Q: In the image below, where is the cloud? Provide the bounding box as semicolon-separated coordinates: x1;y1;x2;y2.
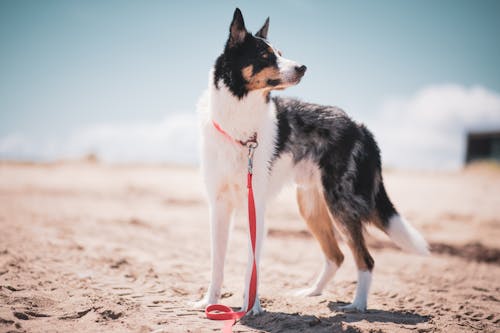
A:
371;84;500;169
0;112;200;164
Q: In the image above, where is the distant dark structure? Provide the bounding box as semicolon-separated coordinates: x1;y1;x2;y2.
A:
465;131;500;164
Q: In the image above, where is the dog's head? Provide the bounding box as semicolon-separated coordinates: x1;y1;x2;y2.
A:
213;8;306;99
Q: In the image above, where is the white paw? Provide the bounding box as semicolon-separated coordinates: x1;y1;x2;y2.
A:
191;297;214;310
339;301;367;313
244;300;264;316
293;287;322;297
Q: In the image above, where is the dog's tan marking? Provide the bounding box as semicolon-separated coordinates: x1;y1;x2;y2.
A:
297;187;344;266
263;47;275;58
370;212;386;232
241;65;281;91
242;65;254;81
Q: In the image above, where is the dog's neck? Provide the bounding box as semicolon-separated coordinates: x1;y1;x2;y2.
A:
209;76;273;142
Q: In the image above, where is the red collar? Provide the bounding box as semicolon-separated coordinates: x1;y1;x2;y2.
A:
212;120;258;147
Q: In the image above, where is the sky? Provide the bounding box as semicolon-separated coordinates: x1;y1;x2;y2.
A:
1;0;500;168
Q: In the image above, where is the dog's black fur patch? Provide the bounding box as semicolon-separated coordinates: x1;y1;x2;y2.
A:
272;97;397;270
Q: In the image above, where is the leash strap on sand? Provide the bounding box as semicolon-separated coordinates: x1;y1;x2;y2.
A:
206;121;258;332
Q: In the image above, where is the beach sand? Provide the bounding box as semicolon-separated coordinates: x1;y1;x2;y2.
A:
0;161;499;332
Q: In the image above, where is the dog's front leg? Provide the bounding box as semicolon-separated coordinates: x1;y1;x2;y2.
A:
194;199;233;308
241;198;265;316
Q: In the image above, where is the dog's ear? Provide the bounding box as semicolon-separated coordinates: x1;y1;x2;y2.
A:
255;17;270;39
228;8;247;47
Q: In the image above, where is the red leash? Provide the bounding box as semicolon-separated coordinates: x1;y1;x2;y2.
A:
205;121;258;332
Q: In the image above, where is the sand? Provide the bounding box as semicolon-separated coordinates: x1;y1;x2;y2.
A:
0;161;499;333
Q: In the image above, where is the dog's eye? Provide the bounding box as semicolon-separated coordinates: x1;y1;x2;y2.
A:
260;52;269;59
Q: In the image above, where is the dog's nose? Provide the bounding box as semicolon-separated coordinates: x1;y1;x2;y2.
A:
295;65;307;75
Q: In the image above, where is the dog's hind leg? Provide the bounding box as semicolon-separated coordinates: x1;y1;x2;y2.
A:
322;193;374;312
294;186;344;297
320;169;375;312
340;220;373;312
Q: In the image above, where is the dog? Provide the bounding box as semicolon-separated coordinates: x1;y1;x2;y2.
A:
195;8;429;314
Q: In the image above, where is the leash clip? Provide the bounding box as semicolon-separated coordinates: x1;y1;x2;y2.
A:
246;140;258;174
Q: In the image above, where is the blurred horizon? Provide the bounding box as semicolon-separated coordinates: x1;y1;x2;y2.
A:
1;0;500;169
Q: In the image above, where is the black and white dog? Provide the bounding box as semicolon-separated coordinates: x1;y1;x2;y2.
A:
195;8;428;314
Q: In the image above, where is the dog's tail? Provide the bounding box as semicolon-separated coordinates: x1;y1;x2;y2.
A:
375;182;430;255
